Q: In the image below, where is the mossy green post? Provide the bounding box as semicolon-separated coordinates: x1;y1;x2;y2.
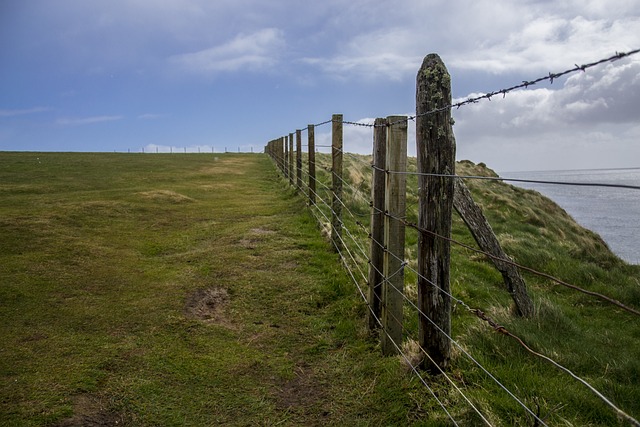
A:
416;53;455;373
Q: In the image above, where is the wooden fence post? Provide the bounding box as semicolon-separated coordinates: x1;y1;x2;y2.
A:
331;114;343;253
279;137;285;174
416;54;455;373
296;129;302;191
284;135;289;179
368;118;387;331
308;124;316;205
289;132;294;186
381;116;407;356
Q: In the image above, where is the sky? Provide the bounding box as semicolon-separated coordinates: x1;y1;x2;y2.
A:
1;0;639;172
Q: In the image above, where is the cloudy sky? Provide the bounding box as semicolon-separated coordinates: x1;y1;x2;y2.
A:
1;0;639;171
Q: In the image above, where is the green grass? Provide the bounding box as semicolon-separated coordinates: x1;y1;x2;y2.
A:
0;152;435;426
1;152;639;426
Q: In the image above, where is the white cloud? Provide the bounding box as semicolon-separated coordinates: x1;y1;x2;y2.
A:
297;1;640;81
56;115;123;126
0;107;50;117
169;28;286;75
452;16;640;74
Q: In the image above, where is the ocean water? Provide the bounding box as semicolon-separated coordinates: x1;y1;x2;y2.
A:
500;168;640;265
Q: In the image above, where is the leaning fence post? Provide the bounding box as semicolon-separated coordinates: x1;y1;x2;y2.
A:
381;116;407;356
416;53;455;373
308;124;316;205
296;129;303;192
331;114;343;253
368;118;387;331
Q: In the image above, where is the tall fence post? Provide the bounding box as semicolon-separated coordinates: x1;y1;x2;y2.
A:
368;118;387;331
381;116;407;356
331;114;343;253
416;53;455;373
296;129;302;191
308;124;316;205
289;132;294;186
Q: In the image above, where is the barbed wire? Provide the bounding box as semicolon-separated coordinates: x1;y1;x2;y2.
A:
269;48;640;140
402;48;640;125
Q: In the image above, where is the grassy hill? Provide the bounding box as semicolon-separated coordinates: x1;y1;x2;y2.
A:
0;152;638;426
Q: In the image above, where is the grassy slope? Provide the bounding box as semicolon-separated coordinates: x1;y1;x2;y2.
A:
1;152;638;426
311;153;640;426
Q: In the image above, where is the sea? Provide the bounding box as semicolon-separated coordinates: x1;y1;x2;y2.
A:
499;168;640;265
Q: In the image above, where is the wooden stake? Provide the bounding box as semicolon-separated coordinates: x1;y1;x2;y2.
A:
368;118;387;331
331;114;343;253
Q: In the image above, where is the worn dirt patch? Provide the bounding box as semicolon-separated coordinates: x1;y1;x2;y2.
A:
54;395;127;427
275;363;329;421
185;287;229;323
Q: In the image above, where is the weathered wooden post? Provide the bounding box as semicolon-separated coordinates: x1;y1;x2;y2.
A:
416;53;455;373
381;116;407;356
289;132;294;186
308;124;316;205
368;118;387;331
284;135;289;179
331;114;343;253
296;129;303;191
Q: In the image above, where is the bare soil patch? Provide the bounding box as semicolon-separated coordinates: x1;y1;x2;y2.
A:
184;287;229;324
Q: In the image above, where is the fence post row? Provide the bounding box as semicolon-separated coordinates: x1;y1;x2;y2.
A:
331;114;343;253
265;54;533;372
381;116;408;356
416;53;455;373
308;124;316;205
367;118;387;331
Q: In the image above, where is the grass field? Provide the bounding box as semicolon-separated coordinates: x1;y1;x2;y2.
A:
0;152;430;426
1;152;639;426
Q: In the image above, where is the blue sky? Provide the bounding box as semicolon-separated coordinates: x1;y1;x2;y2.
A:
1;0;639;171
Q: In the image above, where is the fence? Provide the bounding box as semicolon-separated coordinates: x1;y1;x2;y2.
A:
264;49;640;426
